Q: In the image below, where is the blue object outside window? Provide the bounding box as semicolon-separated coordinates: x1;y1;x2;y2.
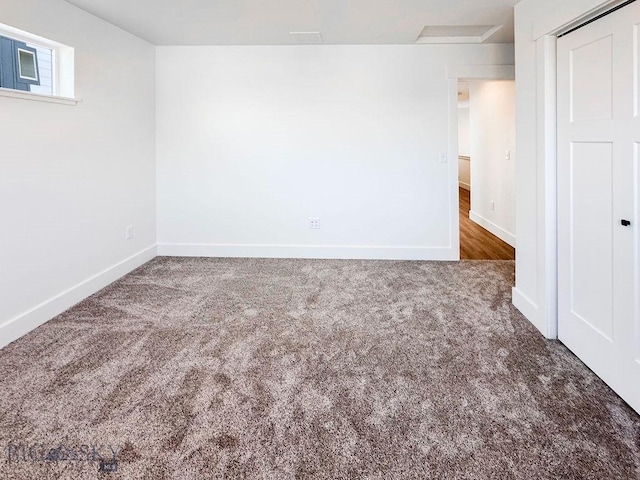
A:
0;35;41;91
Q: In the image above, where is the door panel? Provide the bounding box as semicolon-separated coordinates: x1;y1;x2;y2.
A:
558;0;640;414
571;35;613;121
569;142;614;340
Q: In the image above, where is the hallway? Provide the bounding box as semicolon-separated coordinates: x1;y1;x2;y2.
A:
459;187;515;260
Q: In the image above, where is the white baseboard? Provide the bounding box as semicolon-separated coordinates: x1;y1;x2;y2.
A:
512;287;538;322
0;245;157;350
157;243;457;261
512;287;553;338
469;211;516;247
458;181;471;191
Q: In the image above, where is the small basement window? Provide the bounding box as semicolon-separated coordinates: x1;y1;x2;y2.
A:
0;23;76;103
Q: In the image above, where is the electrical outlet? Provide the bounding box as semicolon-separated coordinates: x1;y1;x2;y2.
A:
125;225;134;240
490;201;495;212
506;150;511;161
439;152;448;163
309;218;320;230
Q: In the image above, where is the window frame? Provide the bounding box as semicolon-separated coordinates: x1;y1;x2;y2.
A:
0;22;78;105
17;47;39;82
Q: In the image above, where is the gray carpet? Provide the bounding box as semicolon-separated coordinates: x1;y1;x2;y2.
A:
0;257;638;479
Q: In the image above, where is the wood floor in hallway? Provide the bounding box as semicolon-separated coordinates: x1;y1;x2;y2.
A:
459;187;515;260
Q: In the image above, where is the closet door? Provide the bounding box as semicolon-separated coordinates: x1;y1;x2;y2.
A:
557;0;640;414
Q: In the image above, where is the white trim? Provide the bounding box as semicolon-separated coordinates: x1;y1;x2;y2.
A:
469;211;517;247
448;77;462;261
0;245;157;350
512;287;554;337
157;243;457;261
0;87;80;105
540;36;559;339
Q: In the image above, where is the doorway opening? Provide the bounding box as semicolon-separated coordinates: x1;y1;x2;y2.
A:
457;80;516;260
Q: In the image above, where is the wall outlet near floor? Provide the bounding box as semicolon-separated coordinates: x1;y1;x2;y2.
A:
309;218;320;230
490;201;495;212
125;225;134;240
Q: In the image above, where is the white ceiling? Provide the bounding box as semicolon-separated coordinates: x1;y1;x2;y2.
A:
65;0;520;46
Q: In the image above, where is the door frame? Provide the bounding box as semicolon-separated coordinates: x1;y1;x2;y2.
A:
446;65;515;261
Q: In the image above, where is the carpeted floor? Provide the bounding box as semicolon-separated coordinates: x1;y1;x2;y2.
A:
0;258;639;479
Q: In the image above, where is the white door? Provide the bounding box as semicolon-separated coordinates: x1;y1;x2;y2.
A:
557;0;640;414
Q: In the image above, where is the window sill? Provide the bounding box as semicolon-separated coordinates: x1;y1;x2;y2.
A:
0;87;81;106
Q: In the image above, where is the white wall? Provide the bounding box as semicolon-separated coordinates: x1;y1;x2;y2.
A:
458;106;471;190
156;44;514;260
469;81;516;246
513;0;618;337
458;107;470;157
0;0;157;348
